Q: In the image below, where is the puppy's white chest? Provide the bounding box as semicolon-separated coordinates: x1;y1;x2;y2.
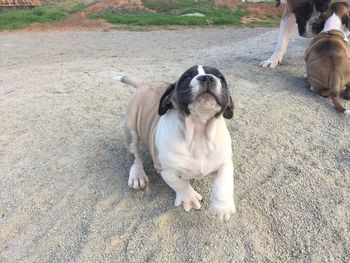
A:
188;147;219;175
155;112;232;179
160;144;224;179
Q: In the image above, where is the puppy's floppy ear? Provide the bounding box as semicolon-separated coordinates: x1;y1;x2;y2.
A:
158;83;175;116
223;96;234;119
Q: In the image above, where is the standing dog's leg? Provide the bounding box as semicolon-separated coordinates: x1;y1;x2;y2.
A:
209;160;235;222
161;170;202;211
260;5;296;68
125;120;149;190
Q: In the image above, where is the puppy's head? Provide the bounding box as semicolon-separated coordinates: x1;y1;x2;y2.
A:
158;65;233;120
312;2;350;34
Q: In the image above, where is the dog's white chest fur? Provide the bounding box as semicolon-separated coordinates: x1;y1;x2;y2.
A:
155;111;232;179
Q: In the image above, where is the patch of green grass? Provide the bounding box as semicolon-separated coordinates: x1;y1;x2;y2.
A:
90;7;250;26
90;0;279;27
0;7;68;31
143;0;211;13
0;3;88;31
69;3;88;14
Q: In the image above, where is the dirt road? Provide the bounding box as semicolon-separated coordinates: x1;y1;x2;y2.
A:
1;27;349;262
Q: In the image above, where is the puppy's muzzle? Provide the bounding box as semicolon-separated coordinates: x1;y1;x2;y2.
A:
195;74;221;101
197;75;217;94
197;75;217;93
197;74;215;87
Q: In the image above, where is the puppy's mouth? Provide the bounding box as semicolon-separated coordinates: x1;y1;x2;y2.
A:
188;91;222;117
194;90;220;104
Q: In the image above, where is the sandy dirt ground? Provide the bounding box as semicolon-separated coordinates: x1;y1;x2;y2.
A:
0;27;349;262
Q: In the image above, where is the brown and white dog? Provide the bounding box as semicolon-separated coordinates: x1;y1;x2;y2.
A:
261;0;335;68
305;2;350;115
116;65;235;222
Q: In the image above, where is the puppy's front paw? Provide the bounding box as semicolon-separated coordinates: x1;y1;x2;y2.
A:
128;164;149;190
209;201;235;222
174;189;202;212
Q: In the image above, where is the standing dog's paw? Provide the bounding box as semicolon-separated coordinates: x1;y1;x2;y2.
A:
128;164;149;190
260;56;282;68
174;189;202;212
209;201;236;222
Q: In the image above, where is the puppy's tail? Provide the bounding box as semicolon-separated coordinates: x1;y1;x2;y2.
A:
114;75;141;88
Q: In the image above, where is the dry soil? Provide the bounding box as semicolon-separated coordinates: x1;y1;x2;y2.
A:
0;27;349;262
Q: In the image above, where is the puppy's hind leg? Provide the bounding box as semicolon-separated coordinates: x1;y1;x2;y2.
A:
310;83;329;98
319;88;330;98
329;78;348;114
342;87;350;115
125;123;149;190
343;86;350;100
330;90;347;114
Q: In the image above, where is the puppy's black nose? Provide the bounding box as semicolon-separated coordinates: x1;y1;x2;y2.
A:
197;75;215;84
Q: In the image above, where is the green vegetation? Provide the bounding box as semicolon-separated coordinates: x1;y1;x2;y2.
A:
69;3;88;14
0;4;87;31
142;0;212;13
90;0;278;27
90;7;250;27
0;0;278;31
0;7;66;31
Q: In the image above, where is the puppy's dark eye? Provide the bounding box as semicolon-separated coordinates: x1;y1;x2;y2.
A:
183;75;191;81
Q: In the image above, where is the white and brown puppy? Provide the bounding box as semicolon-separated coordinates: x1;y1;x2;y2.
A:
116;65;235;222
305;2;350;115
261;0;333;68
